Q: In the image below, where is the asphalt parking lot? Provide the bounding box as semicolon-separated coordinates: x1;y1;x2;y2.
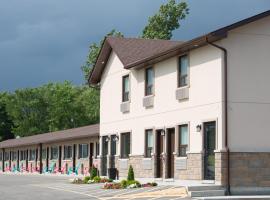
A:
0;174;191;200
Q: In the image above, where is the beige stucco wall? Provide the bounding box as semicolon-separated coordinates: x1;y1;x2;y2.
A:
100;46;224;156
219;15;270;152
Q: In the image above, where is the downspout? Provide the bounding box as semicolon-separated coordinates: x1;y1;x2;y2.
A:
206;37;231;195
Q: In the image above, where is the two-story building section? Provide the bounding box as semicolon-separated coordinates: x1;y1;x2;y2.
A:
89;10;270;194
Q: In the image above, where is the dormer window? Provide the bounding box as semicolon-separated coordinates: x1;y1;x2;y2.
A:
122;75;130;102
145;67;154;96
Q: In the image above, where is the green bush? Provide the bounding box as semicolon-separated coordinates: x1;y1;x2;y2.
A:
120;180;128;188
90;167;98;180
83;176;91;184
127;165;135;181
127;180;141;187
93;176;101;183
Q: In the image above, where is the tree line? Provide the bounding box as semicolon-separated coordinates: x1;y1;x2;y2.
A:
0;0;188;141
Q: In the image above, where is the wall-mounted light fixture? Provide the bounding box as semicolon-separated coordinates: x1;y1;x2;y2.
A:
113;135;119;142
196;125;202;132
105;136;110;142
161;129;165;136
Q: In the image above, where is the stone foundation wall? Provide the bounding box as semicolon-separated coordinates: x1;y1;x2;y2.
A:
174;153;203;180
230;152;270;187
215;152;228;185
115;155;154;179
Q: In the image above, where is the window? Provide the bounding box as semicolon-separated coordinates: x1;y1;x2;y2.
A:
122;75;130;102
145;130;153;158
78;144;89;159
0;152;2;161
121;132;130;158
145;67;154;96
95;142;99;158
4;152;9;161
29;149;36;161
20;150;27;161
42;149;47;160
11;151;17;161
64;145;72;160
179;124;189;157
111;135;117;156
178;55;189;87
50;146;58;160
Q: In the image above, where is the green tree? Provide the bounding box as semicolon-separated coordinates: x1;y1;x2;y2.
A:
142;0;189;40
4;82;99;137
0;93;15;141
81;29;123;83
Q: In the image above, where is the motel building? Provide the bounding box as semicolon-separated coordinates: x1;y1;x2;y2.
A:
0;125;99;175
88;10;270;195
0;10;270;196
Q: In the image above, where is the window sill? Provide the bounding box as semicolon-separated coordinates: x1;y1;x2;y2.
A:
143;157;152;160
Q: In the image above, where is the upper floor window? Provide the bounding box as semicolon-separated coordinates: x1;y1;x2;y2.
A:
50;146;58;160
145;129;153;158
78;144;89;159
122;75;130;102
145;67;154;96
178;55;189;87
121;132;131;158
178;124;189;157
64;145;72;160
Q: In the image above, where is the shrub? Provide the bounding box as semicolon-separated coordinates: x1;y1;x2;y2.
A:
127;165;135;181
93;176;101;183
90;167;98;180
83;176;91;184
127;180;141;188
70;178;84;184
120;179;128;188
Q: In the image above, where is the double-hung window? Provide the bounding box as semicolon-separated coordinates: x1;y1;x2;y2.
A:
178;55;189;87
95;142;99;158
78;144;89;159
145;67;154;96
178;124;189;157
0;152;2;161
121;132;131;158
145;130;153;158
50;146;58;160
122;75;130;102
20;150;26;161
64;145;72;160
11;151;17;161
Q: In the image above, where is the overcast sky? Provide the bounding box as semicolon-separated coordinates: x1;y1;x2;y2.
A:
0;0;269;91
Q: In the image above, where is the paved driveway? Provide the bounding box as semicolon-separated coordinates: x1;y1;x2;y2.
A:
0;174;191;200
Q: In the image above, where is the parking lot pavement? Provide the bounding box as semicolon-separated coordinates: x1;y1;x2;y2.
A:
0;174;191;200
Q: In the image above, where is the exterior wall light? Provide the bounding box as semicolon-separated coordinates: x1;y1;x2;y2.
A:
161;129;165;136
113;135;119;142
196;125;202;132
105;137;110;142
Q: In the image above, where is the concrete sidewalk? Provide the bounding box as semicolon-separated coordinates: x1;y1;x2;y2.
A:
195;196;270;200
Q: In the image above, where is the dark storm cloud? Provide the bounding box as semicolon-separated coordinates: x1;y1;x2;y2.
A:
0;0;269;91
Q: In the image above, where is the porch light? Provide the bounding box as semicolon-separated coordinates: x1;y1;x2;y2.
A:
105;137;110;142
113;135;119;142
196;125;202;132
161;129;165;136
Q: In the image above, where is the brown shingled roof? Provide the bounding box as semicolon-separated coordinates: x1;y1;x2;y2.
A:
0;124;99;149
107;37;184;68
89;10;270;85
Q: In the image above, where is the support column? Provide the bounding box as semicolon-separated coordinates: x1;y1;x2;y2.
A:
9;151;11;170
39;144;43;174
2;149;5;172
153;128;157;178
163;129;168;179
17;150;20;171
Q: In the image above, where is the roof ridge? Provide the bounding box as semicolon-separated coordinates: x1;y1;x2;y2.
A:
106;36;184;43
